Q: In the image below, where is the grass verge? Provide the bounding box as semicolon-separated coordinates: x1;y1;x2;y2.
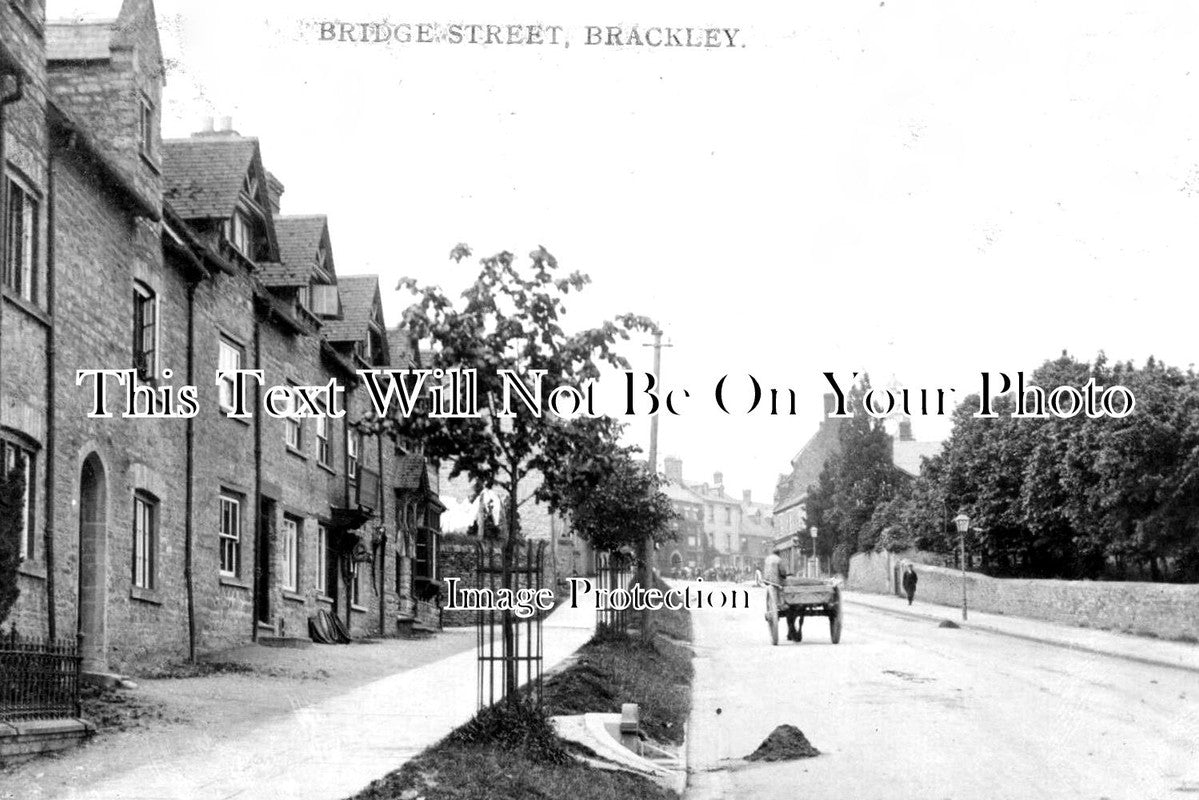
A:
347;576;693;800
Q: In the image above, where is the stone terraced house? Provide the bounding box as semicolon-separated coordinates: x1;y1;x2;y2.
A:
0;0;442;675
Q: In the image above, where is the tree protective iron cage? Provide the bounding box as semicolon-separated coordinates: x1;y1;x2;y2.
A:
595;550;632;635
475;540;546;710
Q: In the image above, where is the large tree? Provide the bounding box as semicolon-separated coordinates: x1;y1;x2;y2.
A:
804;374;905;564
889;352;1199;580
394;245;655;694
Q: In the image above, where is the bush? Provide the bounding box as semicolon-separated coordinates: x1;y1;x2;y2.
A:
0;454;25;626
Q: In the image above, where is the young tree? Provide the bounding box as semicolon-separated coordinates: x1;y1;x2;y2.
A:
540;432;677;555
393;245;655;694
0;453;25;627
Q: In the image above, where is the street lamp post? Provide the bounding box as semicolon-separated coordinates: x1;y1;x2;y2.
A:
809;526;818;577
953;513;970;621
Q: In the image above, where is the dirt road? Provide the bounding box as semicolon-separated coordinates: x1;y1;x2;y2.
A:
685;582;1199;800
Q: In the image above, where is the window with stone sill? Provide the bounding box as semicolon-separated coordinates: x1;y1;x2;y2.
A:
132;491;157;590
219;491;242;578
281;515;300;593
3;168;39;304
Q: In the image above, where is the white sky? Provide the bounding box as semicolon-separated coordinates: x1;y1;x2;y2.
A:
52;0;1199;503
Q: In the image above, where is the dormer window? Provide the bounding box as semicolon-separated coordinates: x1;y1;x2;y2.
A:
243;174;259;201
315;244;329;274
226;211;252;258
365;324;386;366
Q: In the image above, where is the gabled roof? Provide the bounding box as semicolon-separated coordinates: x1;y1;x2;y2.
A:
687;483;742;506
662;479;704;506
395;454;427;490
275;215;329;283
322;274;379;343
161;136;260;220
387;326;419;368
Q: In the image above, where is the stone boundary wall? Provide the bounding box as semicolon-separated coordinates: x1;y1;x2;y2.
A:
847;551;1199;642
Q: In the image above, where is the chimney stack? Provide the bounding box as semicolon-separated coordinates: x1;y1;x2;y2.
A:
266;171;285;215
663;456;683;484
743;489;752;504
898;418;914;441
713;471;723;489
200;116;214;134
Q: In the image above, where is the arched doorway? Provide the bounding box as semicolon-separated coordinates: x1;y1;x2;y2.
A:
78;454;108;672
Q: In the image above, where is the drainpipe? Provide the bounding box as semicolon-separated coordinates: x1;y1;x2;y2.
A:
251;315;263;642
377;427;385;637
185;281;197;660
42;126;57;640
0;72;24;451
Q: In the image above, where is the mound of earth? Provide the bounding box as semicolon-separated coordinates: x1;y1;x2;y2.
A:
745;724;820;762
939;620;961;629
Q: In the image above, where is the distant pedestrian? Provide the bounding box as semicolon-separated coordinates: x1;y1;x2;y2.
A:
902;564;918;605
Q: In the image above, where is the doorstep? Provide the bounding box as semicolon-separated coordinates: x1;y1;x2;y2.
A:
0;718;96;766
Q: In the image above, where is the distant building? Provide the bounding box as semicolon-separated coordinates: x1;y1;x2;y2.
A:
660;474;707;572
662;456;766;572
772;392;944;567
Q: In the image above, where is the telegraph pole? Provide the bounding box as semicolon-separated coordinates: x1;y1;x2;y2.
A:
639;331;670;640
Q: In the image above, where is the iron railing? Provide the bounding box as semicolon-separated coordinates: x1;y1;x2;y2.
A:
0;631;83;722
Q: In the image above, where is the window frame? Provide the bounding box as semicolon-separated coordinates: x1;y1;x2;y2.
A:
315;523;328;595
347;429;359;480
414;523;436;582
133;281;158;381
217;337;243;413
0;439;35;561
3;167;39;303
228;211;252;258
138;93;155;161
351;560;361;606
132;491;157;590
315;405;330;467
219;492;242;578
283;383;302;450
280;515;300;592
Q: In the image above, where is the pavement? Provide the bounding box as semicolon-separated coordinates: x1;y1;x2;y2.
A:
47;596;597;800
684;580;1199;800
844;589;1199;674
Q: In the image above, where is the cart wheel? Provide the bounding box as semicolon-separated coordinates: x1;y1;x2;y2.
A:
765;589;779;646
